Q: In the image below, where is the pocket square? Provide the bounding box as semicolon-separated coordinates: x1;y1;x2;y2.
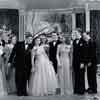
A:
80;43;83;46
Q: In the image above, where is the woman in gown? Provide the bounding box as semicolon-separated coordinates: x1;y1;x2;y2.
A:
57;35;73;95
28;37;58;96
6;36;17;94
0;40;7;96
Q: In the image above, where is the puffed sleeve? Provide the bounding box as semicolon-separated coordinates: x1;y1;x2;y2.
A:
31;48;35;72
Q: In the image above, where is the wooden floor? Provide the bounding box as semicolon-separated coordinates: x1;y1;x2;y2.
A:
0;71;100;100
0;94;100;100
0;77;99;100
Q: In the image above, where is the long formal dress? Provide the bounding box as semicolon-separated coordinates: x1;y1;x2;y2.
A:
6;44;16;94
0;48;7;96
57;44;73;95
28;45;58;96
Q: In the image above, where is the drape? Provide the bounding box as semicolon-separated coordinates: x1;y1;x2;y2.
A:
25;10;72;37
76;13;86;32
90;10;100;64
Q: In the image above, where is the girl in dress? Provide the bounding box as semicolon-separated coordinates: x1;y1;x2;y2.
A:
57;35;73;95
28;36;58;96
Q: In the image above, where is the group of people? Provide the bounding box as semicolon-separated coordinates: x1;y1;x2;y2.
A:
25;32;73;96
0;28;97;97
25;29;97;96
72;30;97;95
0;34;17;96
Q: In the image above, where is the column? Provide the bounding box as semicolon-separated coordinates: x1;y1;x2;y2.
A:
85;3;90;32
19;9;25;41
72;13;76;31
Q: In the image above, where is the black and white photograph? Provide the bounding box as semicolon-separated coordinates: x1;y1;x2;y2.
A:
0;0;100;100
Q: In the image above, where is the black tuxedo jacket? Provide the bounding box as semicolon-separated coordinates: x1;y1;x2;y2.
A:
73;39;82;71
49;40;61;61
79;38;96;65
25;44;32;78
8;41;26;71
49;40;61;73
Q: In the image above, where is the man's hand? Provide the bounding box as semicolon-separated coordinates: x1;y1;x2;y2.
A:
8;63;11;67
88;62;92;67
80;63;84;69
58;63;62;68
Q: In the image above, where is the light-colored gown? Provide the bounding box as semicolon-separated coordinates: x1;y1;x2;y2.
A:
0;47;7;96
28;45;58;96
57;44;73;95
5;44;16;94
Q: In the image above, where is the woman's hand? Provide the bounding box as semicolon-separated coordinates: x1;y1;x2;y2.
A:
8;63;11;68
80;63;84;69
58;63;62;68
31;67;35;73
31;64;36;73
88;62;92;67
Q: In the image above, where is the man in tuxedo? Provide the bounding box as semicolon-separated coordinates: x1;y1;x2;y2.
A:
49;32;61;74
8;41;27;96
25;35;33;83
81;32;97;94
73;29;85;95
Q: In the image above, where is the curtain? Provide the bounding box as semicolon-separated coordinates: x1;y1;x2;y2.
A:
90;10;100;64
76;13;86;32
0;9;19;35
25;10;72;37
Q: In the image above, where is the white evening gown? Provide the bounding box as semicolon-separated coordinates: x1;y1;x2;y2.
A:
0;48;7;96
6;44;16;94
28;45;58;96
57;44;73;95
